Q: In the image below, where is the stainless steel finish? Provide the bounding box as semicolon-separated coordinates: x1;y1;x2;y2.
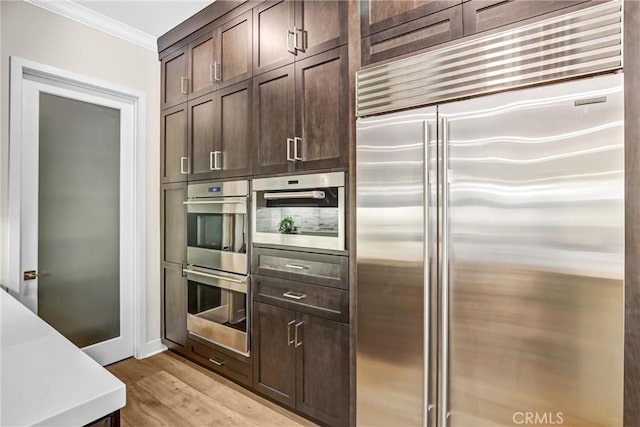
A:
184;265;247;294
210;151;215;170
423;120;435;427
438;117;450;427
294;136;303;161
187;316;248;355
180;156;188;174
294;321;303;347
180;77;188;94
285;263;309;270
208;357;225;366
212;150;222;170
287;320;296;346
287;29;297;55
295;27;307;51
253;171;345;191
282;291;307;300
355;1;622;117
209;63;215;83
287;137;295;162
438;73;623;427
187;247;248;276
213;61;221;83
263;191;325;200
357;107;435;426
183;199;245;205
187;180;248;199
23;270;50;280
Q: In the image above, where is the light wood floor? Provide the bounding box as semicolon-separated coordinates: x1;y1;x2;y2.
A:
106;351;316;427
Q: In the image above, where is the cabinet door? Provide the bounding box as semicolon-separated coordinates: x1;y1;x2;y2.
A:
293;0;347;59
161;46;188;109
462;0;591;35
295;314;349;426
253;64;295;175
253;0;296;75
187;92;218;181
161;262;187;349
188;32;215;99
253;302;297;407
161;103;188;183
216;11;253;89
216;80;253;177
361;0;461;37
161;183;186;265
361;4;463;66
294;46;348;171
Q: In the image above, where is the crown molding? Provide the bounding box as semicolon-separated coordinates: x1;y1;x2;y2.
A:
23;0;157;52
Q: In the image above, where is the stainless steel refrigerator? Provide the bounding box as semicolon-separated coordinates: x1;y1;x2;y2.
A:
356;72;624;426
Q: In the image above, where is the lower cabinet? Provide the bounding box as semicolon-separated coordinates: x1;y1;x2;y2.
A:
187;336;253;387
253;301;349;427
161;262;187;352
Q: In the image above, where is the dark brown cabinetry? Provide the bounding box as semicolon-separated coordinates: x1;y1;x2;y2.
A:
161;104;188;183
161;262;187;350
187;337;252;386
253;301;349;426
462;0;591;35
161;183;187;265
361;0;461;37
161;46;189;109
215;11;253;89
188;33;216;100
253;0;347;76
253;46;348;175
187;93;216;179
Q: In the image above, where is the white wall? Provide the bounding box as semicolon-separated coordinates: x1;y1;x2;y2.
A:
0;0;161;351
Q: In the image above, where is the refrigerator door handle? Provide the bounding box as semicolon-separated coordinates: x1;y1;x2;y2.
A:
424;120;433;427
440;116;451;427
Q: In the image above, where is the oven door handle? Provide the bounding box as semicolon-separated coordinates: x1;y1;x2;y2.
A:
263;191;325;200
182;200;245;205
182;269;244;284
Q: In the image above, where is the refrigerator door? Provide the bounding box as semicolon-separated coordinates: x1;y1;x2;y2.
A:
356;107;437;426
439;73;624;427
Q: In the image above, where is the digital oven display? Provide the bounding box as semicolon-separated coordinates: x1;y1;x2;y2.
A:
208;186;221;193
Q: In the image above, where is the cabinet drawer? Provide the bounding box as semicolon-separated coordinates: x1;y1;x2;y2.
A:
253;274;348;323
252;246;348;289
187;338;252;386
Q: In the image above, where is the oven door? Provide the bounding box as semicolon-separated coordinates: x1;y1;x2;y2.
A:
184;266;249;355
186;196;248;275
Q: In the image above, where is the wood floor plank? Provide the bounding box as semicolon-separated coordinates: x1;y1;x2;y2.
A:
121;383;191;427
106;355;161;385
136;370;261;427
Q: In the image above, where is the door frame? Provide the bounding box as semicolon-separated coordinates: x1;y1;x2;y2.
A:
7;56;148;360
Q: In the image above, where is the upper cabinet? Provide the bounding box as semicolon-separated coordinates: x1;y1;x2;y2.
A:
253;46;348;176
253;0;347;76
188;32;216;100
215;11;253;89
161;47;189;109
361;0;461;37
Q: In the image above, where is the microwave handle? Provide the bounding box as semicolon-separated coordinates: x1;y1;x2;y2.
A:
182;269;243;284
182;200;245;205
263;191;325;200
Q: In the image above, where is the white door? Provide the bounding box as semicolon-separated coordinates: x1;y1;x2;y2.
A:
16;77;135;366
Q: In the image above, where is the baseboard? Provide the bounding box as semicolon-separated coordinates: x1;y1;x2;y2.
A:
139;339;167;359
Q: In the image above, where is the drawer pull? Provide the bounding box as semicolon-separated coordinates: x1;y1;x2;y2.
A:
283;291;307;300
208;357;225;366
285;263;309;270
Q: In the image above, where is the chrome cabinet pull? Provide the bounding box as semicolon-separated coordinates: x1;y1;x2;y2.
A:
182;268;243;283
213;61;221;82
209;63;215;82
295;27;306;51
209;151;222;170
287;138;295;161
287;320;296;346
209;151;215;170
294;137;303;161
286;29;297;55
208;357;225;366
294;322;303;347
283;291;307;300
180;156;189;174
285;263;309;270
180;77;188;94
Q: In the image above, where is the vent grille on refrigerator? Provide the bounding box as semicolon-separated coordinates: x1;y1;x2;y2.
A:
356;0;622;117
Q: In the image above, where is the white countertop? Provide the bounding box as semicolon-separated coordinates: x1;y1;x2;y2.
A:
1;290;125;426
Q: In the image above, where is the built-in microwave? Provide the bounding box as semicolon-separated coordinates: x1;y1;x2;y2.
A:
252;172;345;251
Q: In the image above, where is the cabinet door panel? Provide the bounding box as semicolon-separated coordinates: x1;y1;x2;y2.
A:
463;0;591;35
161;104;188;183
161;47;188;109
362;4;463;66
253;302;297;407
162;262;187;349
295;46;348;171
188;93;218;180
294;0;347;59
189;32;215;99
362;0;460;36
295;314;349;426
253;65;295;175
217;80;252;177
253;0;295;75
217;11;253;89
161;183;186;265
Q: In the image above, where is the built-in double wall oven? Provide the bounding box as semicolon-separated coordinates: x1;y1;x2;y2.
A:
183;180;249;355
